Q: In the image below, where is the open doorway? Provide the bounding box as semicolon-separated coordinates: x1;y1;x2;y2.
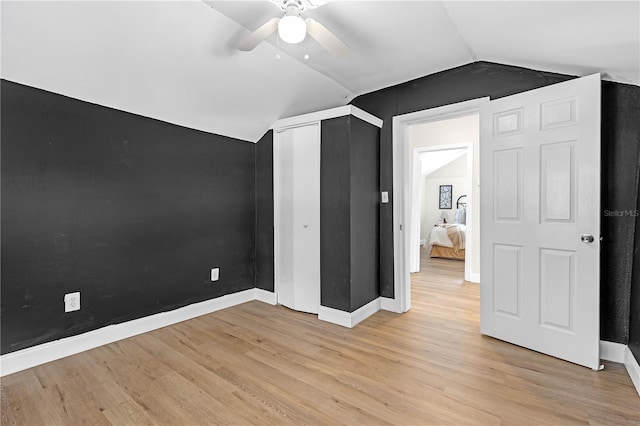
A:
391;97;488;313
413;147;469;273
407;115;477;284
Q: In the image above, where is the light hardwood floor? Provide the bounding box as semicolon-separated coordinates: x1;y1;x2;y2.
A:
2;250;639;425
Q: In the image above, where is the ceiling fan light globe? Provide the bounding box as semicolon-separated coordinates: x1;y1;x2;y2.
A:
278;15;307;44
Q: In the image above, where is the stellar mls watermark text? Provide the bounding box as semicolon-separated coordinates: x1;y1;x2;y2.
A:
603;210;639;217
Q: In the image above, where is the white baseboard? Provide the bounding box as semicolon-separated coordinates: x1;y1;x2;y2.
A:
600;340;627;363
599;340;640;397
319;298;381;328
469;273;480;283
0;288;258;377
351;298;382;326
318;305;352;328
254;288;277;305
624;346;640;397
380;297;396;312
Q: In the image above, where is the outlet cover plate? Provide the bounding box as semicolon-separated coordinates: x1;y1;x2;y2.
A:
211;268;220;281
64;292;80;312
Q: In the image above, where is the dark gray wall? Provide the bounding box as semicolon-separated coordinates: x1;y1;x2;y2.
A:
320;116;380;312
351;61;640;345
600;81;640;346
255;130;274;292
321;117;352;311
629;130;640;364
349;117;380;311
631;192;640;364
1;80;256;355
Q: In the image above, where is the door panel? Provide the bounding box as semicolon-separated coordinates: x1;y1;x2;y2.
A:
493;149;522;222
541;142;575;222
493;244;522;318
480;74;601;369
275;130;296;309
539;248;575;332
274;124;320;314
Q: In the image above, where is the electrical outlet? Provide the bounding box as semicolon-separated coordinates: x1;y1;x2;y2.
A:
211;268;220;282
64;292;80;312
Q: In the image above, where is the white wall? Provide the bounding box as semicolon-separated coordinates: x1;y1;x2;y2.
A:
409;114;479;279
421;154;469;242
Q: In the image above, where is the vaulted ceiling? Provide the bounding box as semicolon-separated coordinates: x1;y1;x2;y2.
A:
2;1;638;142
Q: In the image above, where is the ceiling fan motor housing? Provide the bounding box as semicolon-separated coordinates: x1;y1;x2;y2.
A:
275;0;326;13
283;1;304;15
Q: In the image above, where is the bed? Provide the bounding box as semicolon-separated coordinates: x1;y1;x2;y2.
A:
427;223;466;260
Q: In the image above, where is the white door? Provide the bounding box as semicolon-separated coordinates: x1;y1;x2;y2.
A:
480;74;601;369
274;124;321;314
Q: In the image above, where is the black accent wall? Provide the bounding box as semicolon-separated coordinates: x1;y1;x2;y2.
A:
320;118;351;311
351;61;640;345
1;80;257;355
255;130;274;292
600;81;640;347
631;191;640;364
320;116;380;312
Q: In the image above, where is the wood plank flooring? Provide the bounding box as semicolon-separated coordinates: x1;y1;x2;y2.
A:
2;250;639;425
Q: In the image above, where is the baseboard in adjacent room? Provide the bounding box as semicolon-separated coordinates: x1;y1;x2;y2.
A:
0;288;260;377
319;297;381;328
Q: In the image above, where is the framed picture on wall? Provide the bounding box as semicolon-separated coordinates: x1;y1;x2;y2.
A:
439;185;452;209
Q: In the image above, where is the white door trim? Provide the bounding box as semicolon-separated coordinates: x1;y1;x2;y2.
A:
391;97;489;313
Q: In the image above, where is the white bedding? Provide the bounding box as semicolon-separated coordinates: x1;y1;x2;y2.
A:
428;224;466;251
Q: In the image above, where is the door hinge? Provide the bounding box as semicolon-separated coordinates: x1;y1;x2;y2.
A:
400;224;403;231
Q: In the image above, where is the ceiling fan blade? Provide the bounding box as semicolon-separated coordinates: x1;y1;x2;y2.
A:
237;18;280;51
305;19;349;57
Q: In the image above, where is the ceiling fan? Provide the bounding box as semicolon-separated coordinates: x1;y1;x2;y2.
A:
237;0;349;57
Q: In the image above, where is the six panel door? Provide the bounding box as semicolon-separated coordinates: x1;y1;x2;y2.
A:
480;74;601;369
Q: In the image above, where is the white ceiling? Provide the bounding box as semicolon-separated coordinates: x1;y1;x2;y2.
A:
2;1;638;142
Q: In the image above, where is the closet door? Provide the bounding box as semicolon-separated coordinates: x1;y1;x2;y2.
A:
274;124;320;314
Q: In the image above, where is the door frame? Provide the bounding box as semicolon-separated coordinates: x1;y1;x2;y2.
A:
410;143;473;276
391;97;489;313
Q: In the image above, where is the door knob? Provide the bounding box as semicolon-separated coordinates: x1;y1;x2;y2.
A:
580;234;595;244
